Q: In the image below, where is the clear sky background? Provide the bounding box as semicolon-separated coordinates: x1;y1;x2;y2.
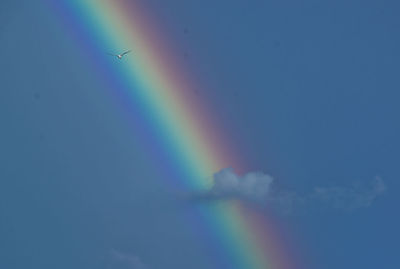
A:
1;0;399;269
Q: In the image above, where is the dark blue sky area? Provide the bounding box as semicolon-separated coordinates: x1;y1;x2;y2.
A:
1;0;399;268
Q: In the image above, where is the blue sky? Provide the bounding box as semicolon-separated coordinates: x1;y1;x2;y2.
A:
1;0;399;268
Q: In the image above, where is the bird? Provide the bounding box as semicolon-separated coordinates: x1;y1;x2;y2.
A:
108;50;132;60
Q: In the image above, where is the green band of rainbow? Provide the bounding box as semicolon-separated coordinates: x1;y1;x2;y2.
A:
49;1;301;268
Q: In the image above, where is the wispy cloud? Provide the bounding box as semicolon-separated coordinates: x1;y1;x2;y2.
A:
312;176;386;211
107;250;148;269
188;168;385;214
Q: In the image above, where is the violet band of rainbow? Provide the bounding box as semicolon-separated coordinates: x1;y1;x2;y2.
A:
47;1;301;268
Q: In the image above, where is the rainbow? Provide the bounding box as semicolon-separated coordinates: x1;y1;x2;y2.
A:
47;0;300;268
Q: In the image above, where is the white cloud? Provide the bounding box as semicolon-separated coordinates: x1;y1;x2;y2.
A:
189;168;386;214
210;168;274;202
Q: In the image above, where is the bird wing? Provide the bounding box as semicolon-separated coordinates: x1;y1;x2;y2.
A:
121;50;132;56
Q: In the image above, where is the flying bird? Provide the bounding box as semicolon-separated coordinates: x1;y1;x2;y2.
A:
108;50;132;60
